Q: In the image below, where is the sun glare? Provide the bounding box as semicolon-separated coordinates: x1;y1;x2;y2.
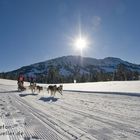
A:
69;19;90;56
75;37;87;50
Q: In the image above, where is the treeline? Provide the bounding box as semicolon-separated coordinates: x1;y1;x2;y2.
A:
0;64;139;84
113;64;139;81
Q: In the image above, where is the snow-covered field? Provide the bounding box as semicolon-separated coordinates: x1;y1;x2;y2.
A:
0;79;140;140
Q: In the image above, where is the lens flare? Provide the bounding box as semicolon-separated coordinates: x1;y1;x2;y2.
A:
75;37;87;50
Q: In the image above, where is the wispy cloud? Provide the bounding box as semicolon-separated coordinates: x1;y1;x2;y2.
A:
91;16;102;32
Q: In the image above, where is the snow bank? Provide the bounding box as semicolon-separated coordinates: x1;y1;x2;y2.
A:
0;78;140;93
63;81;140;93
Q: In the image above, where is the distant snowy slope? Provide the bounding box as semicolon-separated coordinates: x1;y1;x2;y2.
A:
2;55;140;78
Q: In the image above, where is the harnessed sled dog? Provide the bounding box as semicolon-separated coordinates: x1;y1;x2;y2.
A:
36;85;43;93
47;85;63;96
56;85;63;95
29;83;36;93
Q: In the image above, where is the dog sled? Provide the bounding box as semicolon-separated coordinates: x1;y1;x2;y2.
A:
17;81;26;91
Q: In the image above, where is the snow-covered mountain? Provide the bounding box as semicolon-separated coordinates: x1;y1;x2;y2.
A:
1;55;140;82
7;55;140;74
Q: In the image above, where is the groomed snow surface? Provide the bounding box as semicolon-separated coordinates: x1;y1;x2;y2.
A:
0;79;140;140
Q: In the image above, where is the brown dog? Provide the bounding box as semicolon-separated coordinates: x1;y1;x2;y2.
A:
56;85;63;95
47;85;63;96
29;83;36;93
36;85;43;93
47;85;57;96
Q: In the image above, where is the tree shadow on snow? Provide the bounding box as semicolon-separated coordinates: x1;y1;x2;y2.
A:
64;90;140;97
39;97;59;102
19;93;38;97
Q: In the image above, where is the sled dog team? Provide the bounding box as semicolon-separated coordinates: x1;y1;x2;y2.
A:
17;74;63;96
18;82;63;96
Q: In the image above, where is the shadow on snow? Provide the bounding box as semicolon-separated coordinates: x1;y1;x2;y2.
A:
19;93;38;97
39;97;59;102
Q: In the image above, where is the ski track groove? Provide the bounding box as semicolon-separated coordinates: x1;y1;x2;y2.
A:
11;93;80;140
57;101;140;138
1;93;63;140
27;92;140;139
9;91;140;139
17;91;140;139
57;98;136;125
17;94;98;140
16;100;62;139
31;98;99;139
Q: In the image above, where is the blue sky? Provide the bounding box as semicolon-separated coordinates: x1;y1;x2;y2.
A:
0;0;140;72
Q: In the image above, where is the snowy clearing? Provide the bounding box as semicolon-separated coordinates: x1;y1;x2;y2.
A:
0;79;140;140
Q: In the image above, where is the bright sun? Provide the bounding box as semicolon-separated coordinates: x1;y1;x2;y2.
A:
74;37;87;50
